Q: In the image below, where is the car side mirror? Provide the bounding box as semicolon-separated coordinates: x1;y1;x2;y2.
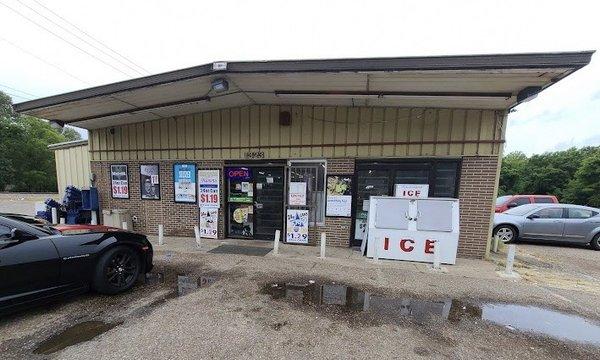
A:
527;214;540;220
507;202;519;209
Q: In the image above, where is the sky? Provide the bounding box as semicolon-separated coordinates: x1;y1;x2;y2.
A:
1;0;598;155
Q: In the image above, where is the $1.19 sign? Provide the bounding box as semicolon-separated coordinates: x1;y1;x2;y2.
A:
198;170;220;208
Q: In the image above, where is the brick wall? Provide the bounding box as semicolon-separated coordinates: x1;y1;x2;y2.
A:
309;158;355;247
457;156;499;258
91;160;225;238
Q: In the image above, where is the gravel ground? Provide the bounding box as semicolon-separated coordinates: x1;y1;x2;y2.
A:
0;192;57;215
1;238;600;360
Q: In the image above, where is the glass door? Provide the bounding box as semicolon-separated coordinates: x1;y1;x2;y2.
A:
227;168;254;238
253;167;284;240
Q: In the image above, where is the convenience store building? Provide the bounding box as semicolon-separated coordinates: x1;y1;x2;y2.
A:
15;51;593;258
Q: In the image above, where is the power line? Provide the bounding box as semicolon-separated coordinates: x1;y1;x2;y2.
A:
0;82;38;98
0;36;91;85
16;0;148;76
0;1;136;78
30;0;150;75
2;91;32;101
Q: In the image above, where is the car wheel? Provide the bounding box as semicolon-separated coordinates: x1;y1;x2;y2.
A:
494;225;517;243
591;233;600;251
93;246;141;294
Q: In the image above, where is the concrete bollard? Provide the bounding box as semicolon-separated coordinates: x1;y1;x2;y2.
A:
493;235;499;253
194;225;201;248
51;208;58;224
373;236;380;262
59;217;65;225
158;224;164;246
122;221;128;230
432;240;441;270
273;230;280;255
91;211;98;225
505;244;516;275
319;232;326;259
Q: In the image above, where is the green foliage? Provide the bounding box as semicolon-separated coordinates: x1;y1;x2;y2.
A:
499;146;600;207
0;91;82;192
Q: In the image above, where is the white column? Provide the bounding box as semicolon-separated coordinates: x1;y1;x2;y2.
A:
273;229;280;255
158;224;164;246
90;211;98;225
505;244;516;275
194;225;201;248
51;208;58;224
59;217;65;225
319;232;326;259
122;221;128;230
373;236;380;262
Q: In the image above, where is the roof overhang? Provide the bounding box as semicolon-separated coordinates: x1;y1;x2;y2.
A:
47;139;88;150
14;51;594;130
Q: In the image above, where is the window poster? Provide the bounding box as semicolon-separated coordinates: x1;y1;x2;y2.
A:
110;164;129;199
199;207;218;239
174;163;197;203
288;182;307;206
198;169;220;208
140;164;160;200
286;209;309;244
326;175;352;217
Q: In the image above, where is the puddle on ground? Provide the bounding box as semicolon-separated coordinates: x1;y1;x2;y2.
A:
33;320;122;355
263;281;600;346
145;271;218;296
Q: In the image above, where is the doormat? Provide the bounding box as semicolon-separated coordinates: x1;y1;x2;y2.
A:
208;245;272;257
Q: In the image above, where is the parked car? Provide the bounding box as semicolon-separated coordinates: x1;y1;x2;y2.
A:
0;215;153;316
495;194;558;213
493;203;600;250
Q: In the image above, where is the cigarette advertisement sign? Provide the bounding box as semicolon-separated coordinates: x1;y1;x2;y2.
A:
140;164;160;200
198;170;220;208
326;175;352;217
199;207;218;239
110;164;129;199
174;163;197;203
286;209;309;244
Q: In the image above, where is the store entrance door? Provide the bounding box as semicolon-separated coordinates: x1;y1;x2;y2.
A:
226;165;284;240
253;167;284;240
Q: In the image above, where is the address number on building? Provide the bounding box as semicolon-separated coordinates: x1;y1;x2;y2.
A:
244;151;265;159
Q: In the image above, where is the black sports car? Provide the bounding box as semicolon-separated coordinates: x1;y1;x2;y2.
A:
0;215;153;316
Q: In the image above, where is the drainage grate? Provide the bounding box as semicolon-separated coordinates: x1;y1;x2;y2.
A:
208;244;272;257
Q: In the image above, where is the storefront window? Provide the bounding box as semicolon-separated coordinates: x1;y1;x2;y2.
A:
288;161;326;225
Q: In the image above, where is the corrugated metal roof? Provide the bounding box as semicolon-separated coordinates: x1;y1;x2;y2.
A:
47;139;88;150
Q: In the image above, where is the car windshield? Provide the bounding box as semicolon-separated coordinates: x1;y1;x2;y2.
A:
504;204;541;216
496;196;511;205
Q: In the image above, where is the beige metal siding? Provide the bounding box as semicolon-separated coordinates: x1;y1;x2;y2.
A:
54;144;91;198
89;105;506;161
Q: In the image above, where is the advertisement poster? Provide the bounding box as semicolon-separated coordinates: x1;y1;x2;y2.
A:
198;169;220;208
326;175;352;217
140;164;160;200
173;163;197;203
110;164;129;199
199;207;218;239
286;209;309;244
288;182;307;206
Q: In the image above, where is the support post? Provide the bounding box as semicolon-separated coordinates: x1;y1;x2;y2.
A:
505;244;516;275
59;217;65;225
273;229;280;255
91;211;98;225
319;232;326;259
158;224;164;246
493;235;499;253
51;208;58;224
122;221;128;230
194;225;201;248
432;240;441;270
373;236;380;262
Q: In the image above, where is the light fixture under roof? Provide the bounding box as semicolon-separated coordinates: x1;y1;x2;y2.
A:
211;78;229;93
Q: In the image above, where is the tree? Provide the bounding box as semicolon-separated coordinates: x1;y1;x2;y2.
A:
0;91;82;192
563;152;600;207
